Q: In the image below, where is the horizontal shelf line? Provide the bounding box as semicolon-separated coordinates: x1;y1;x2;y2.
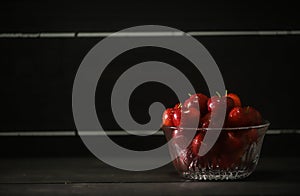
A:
0;129;299;136
0;30;300;38
0;131;76;136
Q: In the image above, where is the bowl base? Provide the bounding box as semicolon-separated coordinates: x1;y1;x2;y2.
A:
182;169;252;180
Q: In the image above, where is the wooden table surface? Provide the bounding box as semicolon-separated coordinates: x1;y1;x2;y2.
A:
0;134;299;195
0;156;299;195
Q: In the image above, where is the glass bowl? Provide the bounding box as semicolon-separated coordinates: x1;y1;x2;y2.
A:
162;121;270;180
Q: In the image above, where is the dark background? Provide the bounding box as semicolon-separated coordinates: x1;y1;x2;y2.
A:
1;3;300;195
1;1;300;133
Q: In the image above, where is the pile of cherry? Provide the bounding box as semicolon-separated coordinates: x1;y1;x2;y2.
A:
161;92;264;170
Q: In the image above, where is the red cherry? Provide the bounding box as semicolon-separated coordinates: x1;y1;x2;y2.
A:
207;96;235;114
170;128;193;171
217;131;245;168
200;112;212;128
200;112;227;128
179;107;201;127
183;93;208;116
245;128;259;143
171;129;190;152
174;103;181;109
162;108;174;127
191;132;204;156
230;128;259;146
201;134;223;167
172;106;181;127
227;106;263;128
224;131;245;155
247;107;263;125
227;93;242;107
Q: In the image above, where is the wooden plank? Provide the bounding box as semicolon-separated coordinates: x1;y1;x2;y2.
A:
1;1;300;32
0;157;299;184
0;157;180;184
0;157;299;195
0;36;300;130
0;182;299;196
0;134;300;157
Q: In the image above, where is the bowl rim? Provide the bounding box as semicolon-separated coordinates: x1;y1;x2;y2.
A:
161;120;270;131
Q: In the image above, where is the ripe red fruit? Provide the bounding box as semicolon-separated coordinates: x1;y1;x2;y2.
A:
183;93;209;116
191;132;204;156
200;135;223;167
231;128;259;145
224;131;245;155
207;96;235;114
174;103;181;110
162;108;174;127
245;129;259;143
227;93;242;107
171;128;190;152
200;112;227;128
248;107;263;125
170;128;194;171
227;106;263;128
200;112;212;128
179;107;201;127
217;131;245;168
172;107;181;127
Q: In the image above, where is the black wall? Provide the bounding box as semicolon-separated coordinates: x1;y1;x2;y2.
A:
1;1;300;132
